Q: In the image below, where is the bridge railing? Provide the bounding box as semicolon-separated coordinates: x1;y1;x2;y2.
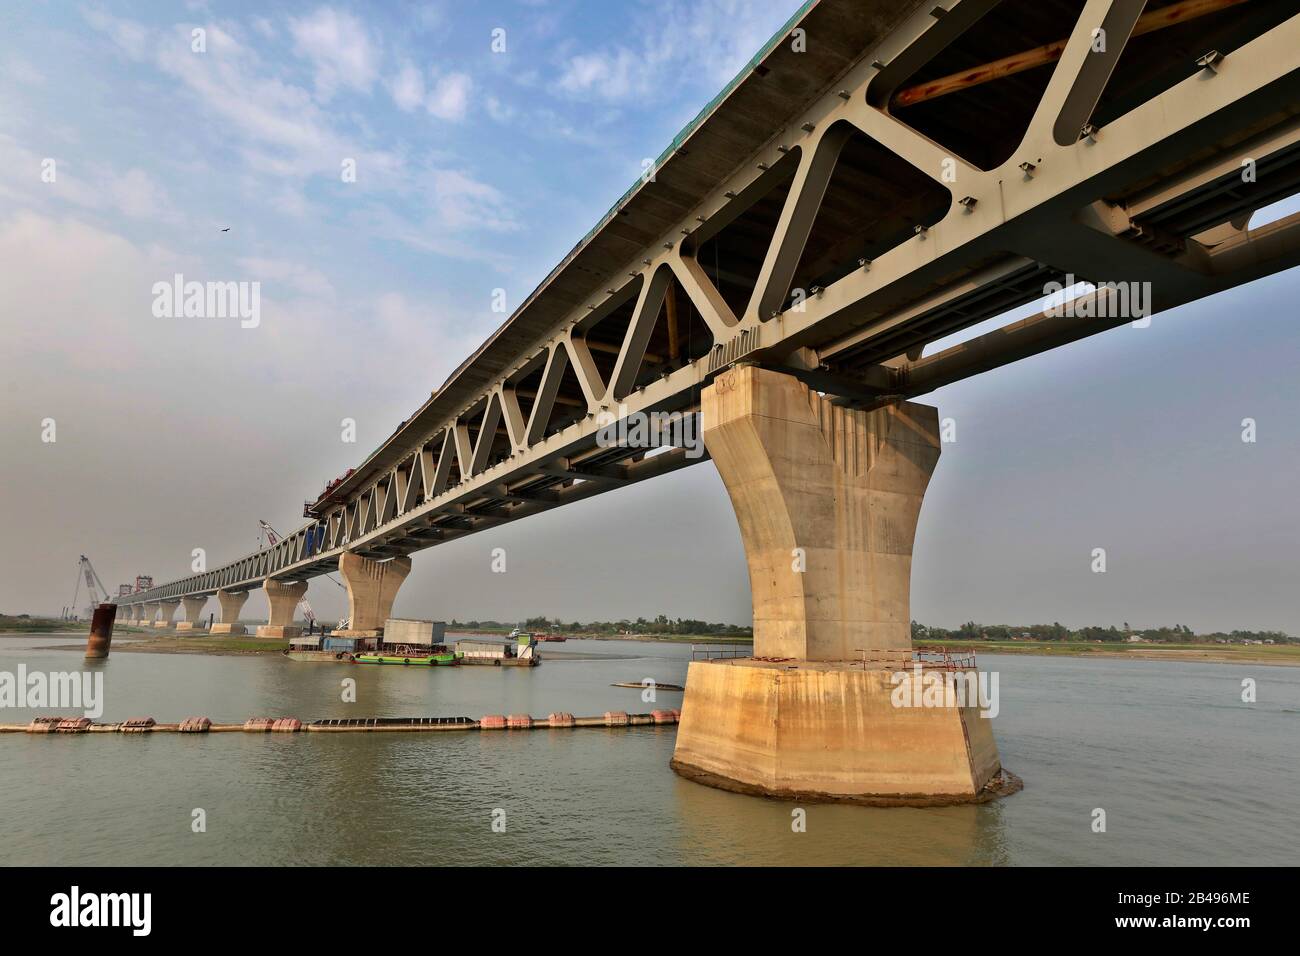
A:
690;643;752;661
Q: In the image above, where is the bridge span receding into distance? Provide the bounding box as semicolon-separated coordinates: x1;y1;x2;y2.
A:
113;0;1300;804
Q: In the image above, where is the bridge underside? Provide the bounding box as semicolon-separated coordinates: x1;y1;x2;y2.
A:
113;0;1300;802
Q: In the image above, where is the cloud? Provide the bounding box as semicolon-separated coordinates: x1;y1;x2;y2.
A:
0;134;176;223
425;167;516;232
4;55;45;86
141;21;404;182
108;168;173;220
557;48;645;101
484;95;514;123
237;257;336;298
81;7;151;61
287;6;379;99
426;72;471;121
388;62;425;112
388;65;472;121
553;0;798;103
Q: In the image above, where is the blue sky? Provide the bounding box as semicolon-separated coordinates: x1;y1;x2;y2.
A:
1;2;1297;634
1;0;803;399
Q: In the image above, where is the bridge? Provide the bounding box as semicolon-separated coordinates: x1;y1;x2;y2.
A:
113;0;1300;803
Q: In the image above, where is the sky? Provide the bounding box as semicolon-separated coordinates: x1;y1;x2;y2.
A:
0;1;1297;635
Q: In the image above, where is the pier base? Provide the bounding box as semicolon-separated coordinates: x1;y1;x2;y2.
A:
212;589;249;635
255;625;301;639
671;365;1010;805
671;659;1010;805
175;595;208;631
154;600;179;628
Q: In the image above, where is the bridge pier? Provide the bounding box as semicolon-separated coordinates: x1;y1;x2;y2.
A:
257;578;306;639
175;595;208;631
335;553;411;637
671;365;1008;805
211;589;249;635
154;600;179;628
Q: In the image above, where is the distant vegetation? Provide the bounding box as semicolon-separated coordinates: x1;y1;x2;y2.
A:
0;614;68;633
912;621;1295;645
451;614;753;639
0;613;148;633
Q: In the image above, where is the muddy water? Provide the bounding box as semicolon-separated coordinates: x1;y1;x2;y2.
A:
0;635;1295;865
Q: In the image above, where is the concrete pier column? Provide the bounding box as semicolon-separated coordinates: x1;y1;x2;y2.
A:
175;595;208;631
141;602;159;627
670;365;1011;805
211;589;249;635
256;578;306;639
703;363;940;660
155;600;179;628
336;553;412;636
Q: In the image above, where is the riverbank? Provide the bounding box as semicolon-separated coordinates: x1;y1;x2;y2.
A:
91;635;288;655
916;639;1300;666
4;629;1297;665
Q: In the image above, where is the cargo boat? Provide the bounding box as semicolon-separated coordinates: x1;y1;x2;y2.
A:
355;644;458;666
459;633;541;667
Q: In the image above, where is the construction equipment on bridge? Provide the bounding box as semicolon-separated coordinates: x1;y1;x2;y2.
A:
65;555;109;621
305;468;355;518
134;575;153;593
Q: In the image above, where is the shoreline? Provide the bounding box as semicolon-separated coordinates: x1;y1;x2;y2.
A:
4;630;1298;665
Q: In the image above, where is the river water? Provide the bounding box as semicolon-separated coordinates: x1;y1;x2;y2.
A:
1;634;1296;866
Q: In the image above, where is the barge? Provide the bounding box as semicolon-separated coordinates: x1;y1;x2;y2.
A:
283;635;354;663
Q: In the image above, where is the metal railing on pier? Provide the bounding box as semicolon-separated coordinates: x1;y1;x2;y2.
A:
690;643;752;660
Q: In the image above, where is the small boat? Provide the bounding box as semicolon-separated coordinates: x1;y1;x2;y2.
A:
536;633;567;643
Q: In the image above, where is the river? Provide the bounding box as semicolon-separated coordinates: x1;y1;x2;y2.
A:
1;634;1296;865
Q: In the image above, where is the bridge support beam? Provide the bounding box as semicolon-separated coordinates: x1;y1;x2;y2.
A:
257;579;306;639
154;600;179;628
335;553;411;637
671;364;1012;805
211;589;249;635
175;595;208;631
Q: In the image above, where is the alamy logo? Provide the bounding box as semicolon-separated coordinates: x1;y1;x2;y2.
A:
151;273;261;328
1043;273;1150;321
0;666;103;718
890;664;999;718
50;886;151;936
595;404;704;459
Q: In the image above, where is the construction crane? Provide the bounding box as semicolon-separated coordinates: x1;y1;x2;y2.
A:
66;555;110;621
257;520;349;629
